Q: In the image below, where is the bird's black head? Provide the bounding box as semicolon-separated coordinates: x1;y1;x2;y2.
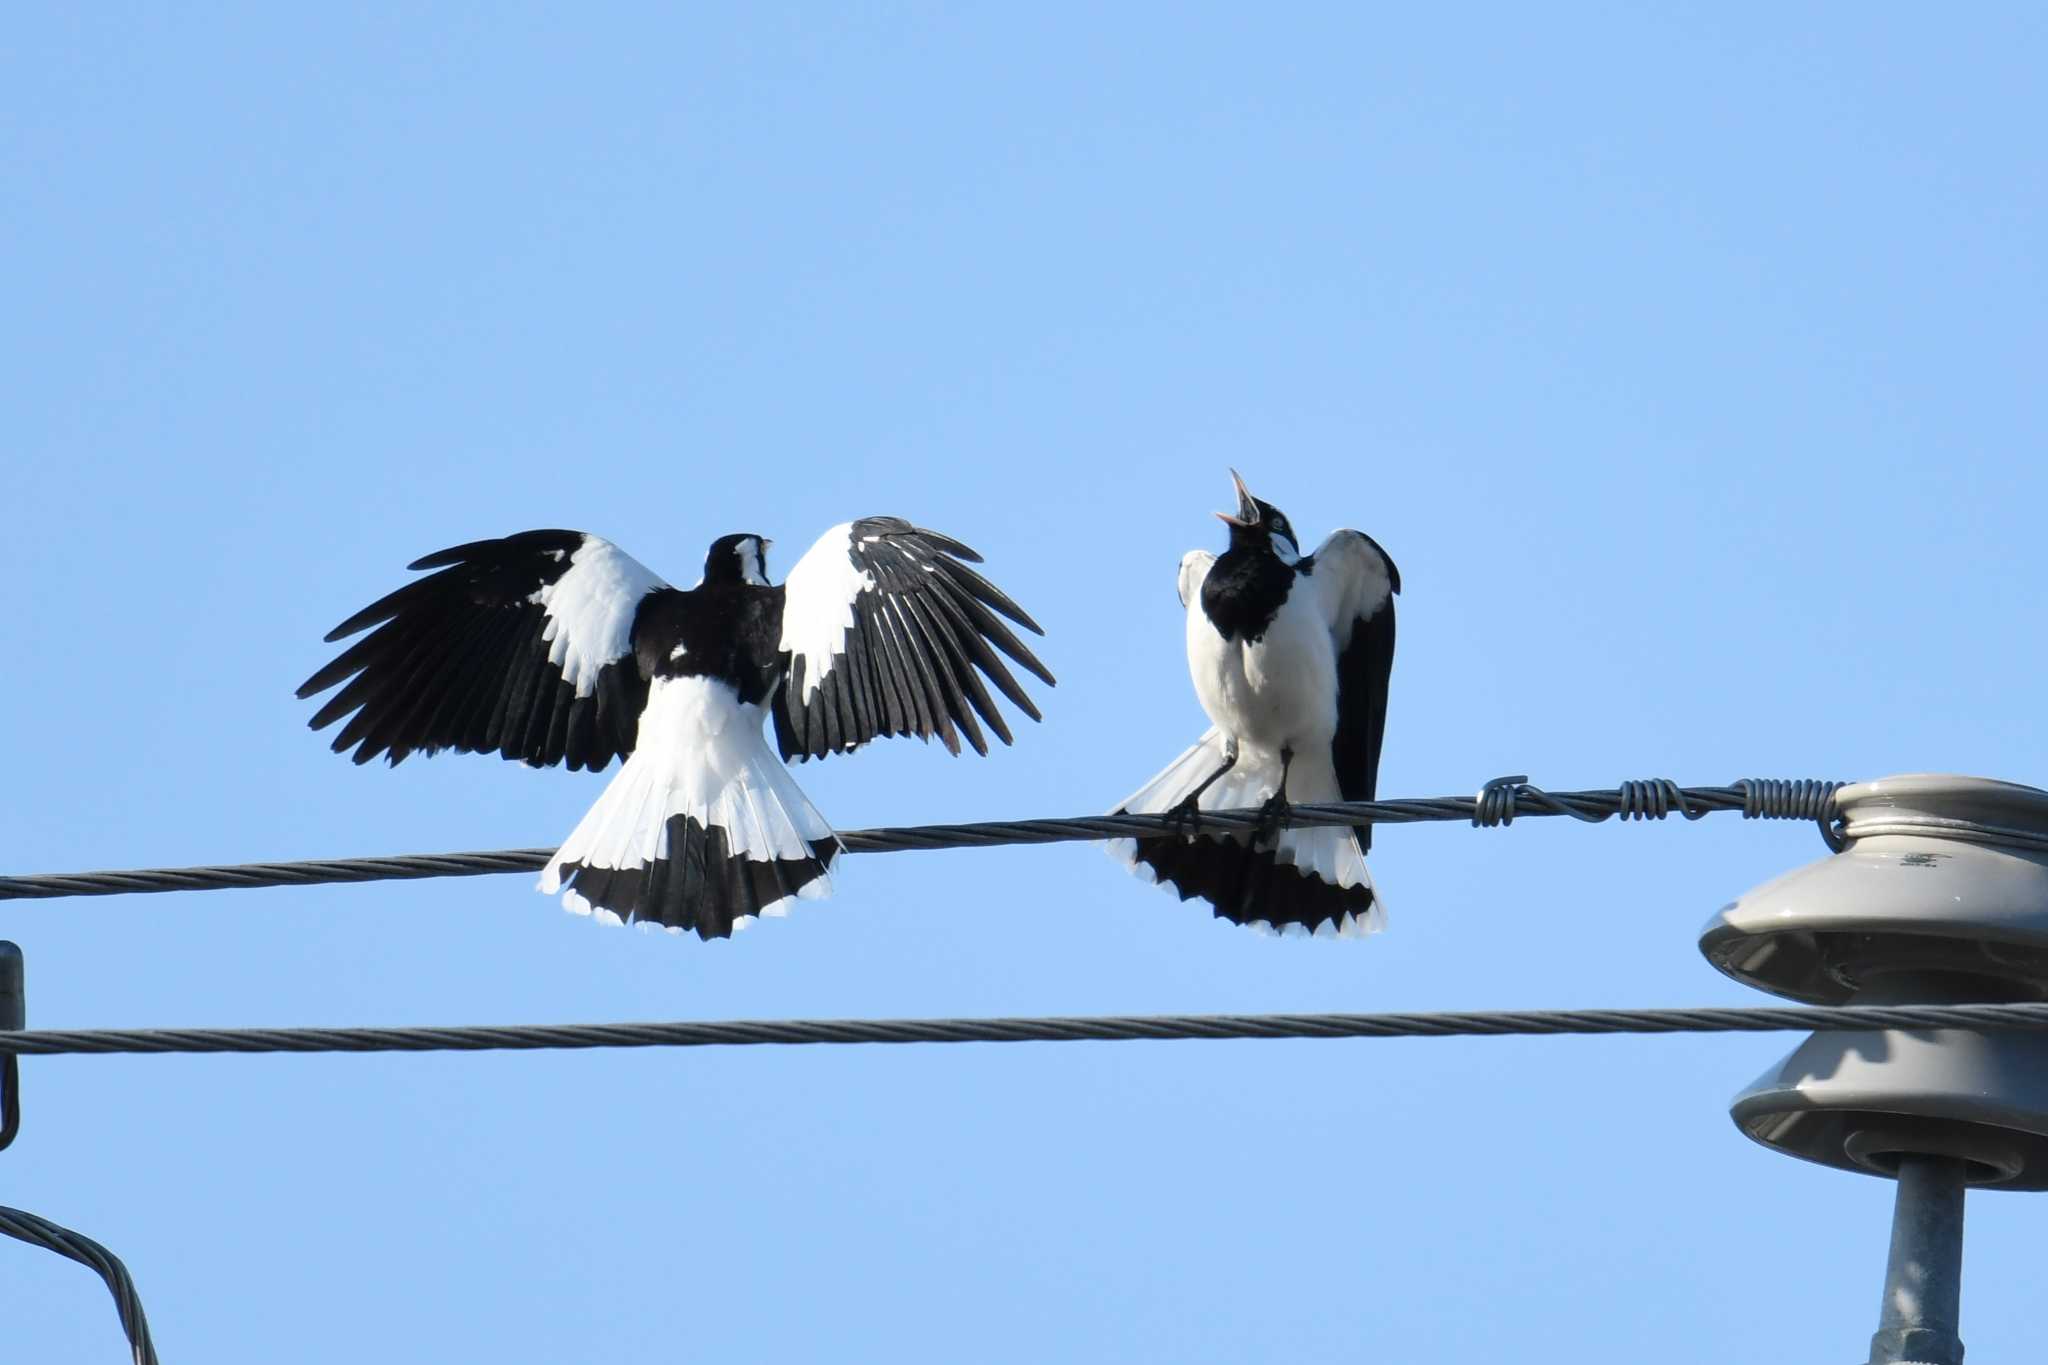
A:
1214;469;1303;564
704;533;772;587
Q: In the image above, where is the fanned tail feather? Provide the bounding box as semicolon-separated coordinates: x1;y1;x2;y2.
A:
539;720;840;941
1108;728;1383;938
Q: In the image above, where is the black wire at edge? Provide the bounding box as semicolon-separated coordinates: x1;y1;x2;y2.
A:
0;999;2043;1057
0;1057;17;1150
0;1208;157;1365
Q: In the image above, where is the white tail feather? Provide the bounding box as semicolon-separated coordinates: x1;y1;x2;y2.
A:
1109;727;1384;936
539;676;840;930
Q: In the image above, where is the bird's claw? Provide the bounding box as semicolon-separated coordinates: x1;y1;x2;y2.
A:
1253;791;1293;847
1162;795;1205;840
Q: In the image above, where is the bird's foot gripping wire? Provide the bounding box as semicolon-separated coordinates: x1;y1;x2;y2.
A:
1252;790;1293;849
1162;795;1206;840
1250;746;1297;848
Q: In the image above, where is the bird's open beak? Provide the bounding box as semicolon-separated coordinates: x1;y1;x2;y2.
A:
1214;468;1260;527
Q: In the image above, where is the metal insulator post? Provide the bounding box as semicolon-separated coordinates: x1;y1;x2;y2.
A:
1868;1154;1968;1365
1701;775;2048;1360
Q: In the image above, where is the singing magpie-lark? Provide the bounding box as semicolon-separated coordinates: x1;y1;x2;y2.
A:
298;519;1054;940
1109;470;1398;936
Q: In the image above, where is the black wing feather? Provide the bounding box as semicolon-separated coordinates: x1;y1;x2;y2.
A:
898;589;982;754
297;530;666;771
1331;600;1396;852
772;518;1055;762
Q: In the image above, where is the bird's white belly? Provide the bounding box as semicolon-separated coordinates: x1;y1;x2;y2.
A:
1186;597;1337;758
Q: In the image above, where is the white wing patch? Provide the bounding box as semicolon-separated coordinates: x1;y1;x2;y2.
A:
534;535;667;697
734;535;771;587
1310;531;1394;650
1177;550;1215;609
779;522;876;703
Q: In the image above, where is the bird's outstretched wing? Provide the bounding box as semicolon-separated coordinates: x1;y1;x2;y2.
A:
1309;530;1399;842
773;517;1055;761
297;530;674;770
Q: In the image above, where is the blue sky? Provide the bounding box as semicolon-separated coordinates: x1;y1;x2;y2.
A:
5;4;2046;1360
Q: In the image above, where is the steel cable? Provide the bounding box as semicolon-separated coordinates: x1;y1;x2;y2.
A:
0;1207;157;1364
0;777;1848;902
0;999;2045;1057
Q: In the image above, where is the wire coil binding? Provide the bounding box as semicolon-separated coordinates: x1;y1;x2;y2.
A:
1615;778;1707;822
1737;777;1847;851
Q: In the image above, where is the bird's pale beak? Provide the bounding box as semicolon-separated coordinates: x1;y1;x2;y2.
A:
1214;468;1260;527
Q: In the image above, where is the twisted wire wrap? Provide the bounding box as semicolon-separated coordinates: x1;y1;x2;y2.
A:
1471;775;1534;827
1738;777;1849;851
0;777;1850;903
1615;778;1707;822
0;1207;157;1365
1;1000;2047;1057
1469;776;1710;827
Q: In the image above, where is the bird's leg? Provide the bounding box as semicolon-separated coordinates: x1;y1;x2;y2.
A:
1163;737;1240;838
1253;746;1296;847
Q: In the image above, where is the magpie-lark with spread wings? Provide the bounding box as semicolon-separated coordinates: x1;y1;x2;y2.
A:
298;519;1053;940
1109;471;1398;936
